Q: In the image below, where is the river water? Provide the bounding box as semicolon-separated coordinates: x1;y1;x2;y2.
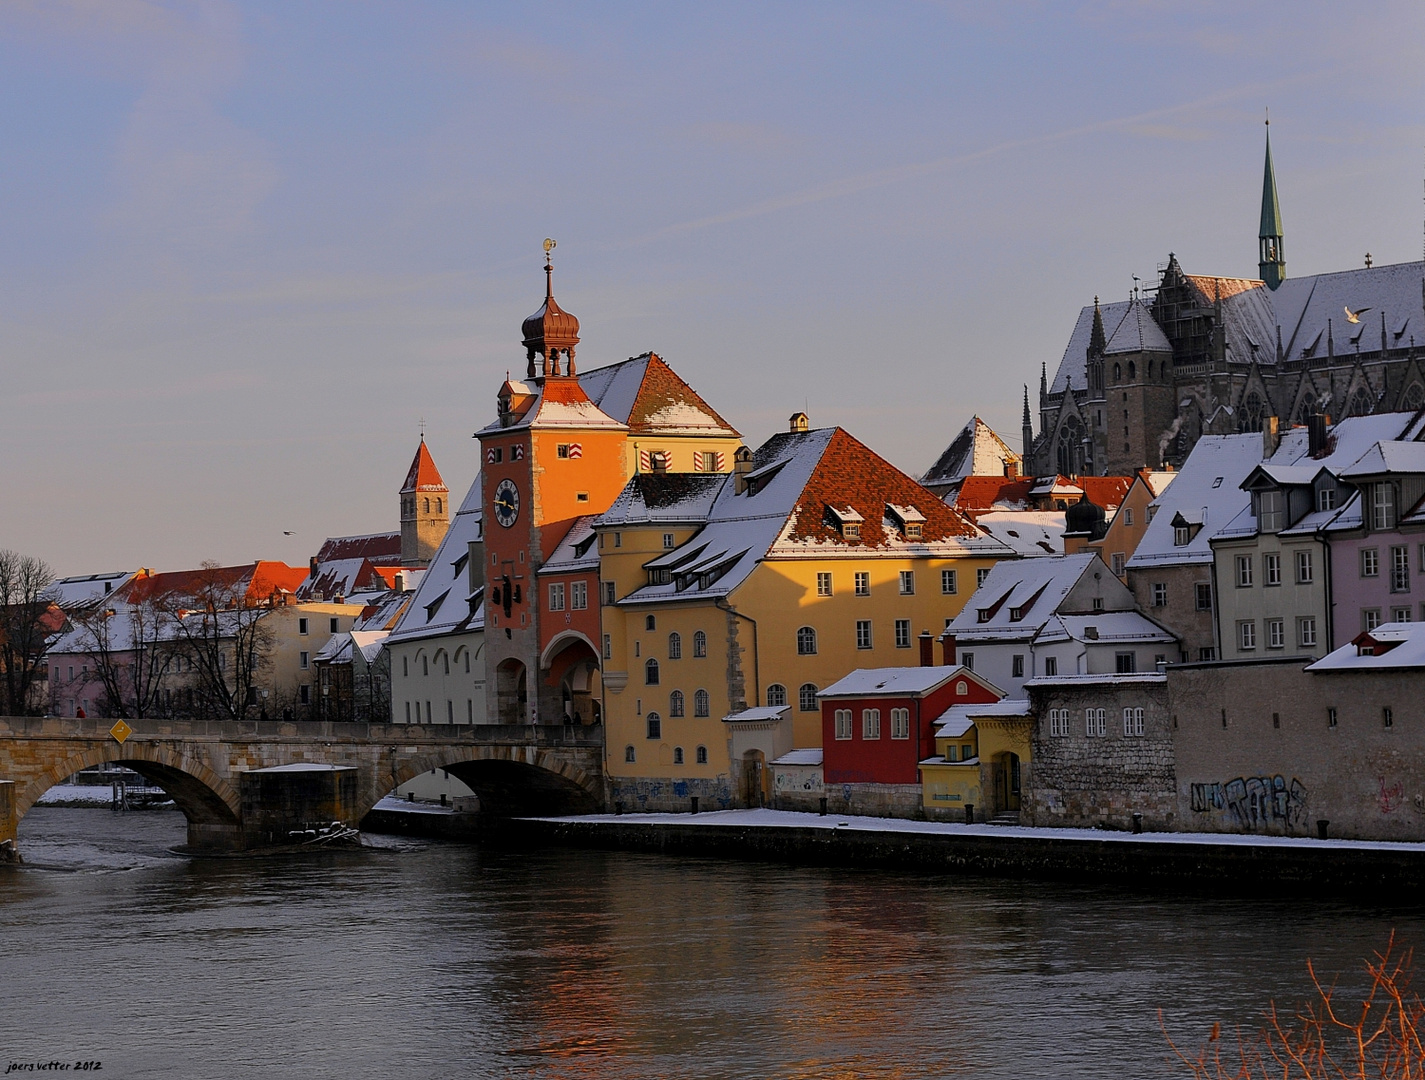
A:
3;808;1422;1079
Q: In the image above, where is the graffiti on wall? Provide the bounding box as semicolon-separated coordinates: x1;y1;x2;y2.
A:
1379;776;1403;814
1189;775;1309;832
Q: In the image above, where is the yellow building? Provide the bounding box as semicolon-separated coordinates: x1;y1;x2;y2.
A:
598;417;1017;811
919;698;1034;822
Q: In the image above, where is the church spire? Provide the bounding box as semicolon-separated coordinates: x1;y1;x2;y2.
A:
1258;113;1286;290
1022;384;1034;459
1088;296;1106;357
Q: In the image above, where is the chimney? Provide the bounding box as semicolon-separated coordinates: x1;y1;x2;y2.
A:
733;446;754;495
1262;415;1280;458
309;556;318;577
1307;413;1328;457
940;633;957;666
651;452;668;474
919;630;934;667
1004;460;1020;479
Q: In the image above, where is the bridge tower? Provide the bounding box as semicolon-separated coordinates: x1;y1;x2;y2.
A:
477;247;629;726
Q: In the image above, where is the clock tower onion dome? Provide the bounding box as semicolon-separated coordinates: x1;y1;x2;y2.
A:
522;243;581;379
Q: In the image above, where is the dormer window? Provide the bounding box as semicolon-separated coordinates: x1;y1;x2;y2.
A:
886;503;927;541
1257;489;1283;533
1372;482;1396;530
977;609;992;623
1174;525;1191;546
1009;606;1024;622
826;504;864;541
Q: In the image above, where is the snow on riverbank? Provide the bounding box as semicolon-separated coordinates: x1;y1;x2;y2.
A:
35;784;173;808
529;807;1425;853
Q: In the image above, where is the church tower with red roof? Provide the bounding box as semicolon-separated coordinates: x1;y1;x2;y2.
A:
400;437;449;568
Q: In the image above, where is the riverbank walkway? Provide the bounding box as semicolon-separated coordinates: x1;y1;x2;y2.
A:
511;808;1425;897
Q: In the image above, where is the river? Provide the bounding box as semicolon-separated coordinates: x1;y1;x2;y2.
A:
2;807;1421;1079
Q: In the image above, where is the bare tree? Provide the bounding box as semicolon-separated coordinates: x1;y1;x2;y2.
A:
165;563;275;722
66;598;175;719
0;550;57;715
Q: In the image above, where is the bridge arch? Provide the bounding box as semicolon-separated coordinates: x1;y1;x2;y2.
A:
14;743;242;850
364;743;602;821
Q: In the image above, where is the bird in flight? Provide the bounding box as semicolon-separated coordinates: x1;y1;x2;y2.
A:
283;531;295;536
1344;305;1372;324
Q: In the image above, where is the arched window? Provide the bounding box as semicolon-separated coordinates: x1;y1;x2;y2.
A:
435;498;443;514
625;745;636;763
440;652;449;675
767;683;787;707
423;498;430;513
669;690;685;717
1113;362;1122;381
693;631;707;657
646;713;661;739
1296;393;1317;425
1127;360;1136;380
673;746;684;765
799;683;818;712
694;689;709;716
1147;361;1154;379
1349;387;1374;418
668;632;682;659
421;654;428;676
645;659;660;685
796;626;817;655
1239;392;1265;433
1056;415;1083;476
464;651;470;673
696;745;708;764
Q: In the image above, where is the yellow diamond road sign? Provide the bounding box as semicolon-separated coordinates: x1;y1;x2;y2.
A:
110;720;132;744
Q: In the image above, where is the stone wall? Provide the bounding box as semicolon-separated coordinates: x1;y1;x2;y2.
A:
1024;677;1176;830
822;781;924;820
1171;660;1425;841
608;774;736;814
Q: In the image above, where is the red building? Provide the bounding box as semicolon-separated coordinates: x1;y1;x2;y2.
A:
819;665;1002;787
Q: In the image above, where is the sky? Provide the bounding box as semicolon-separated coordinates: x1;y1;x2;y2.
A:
2;1;1424;576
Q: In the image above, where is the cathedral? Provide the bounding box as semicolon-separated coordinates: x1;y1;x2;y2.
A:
1027;123;1425;477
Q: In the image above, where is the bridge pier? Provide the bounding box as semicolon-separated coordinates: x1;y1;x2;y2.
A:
238;765;360;849
0;780;17;860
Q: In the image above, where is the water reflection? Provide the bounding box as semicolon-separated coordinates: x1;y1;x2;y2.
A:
2;808;1421;1079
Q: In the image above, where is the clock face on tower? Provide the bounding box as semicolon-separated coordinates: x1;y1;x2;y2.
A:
493;478;520;528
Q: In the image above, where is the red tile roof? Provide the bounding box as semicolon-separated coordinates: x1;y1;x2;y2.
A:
626;354;739;436
314;532;402;566
1081;476;1133;509
401;439;447;494
953;476;1034;513
784;429;979;547
116;562;306;607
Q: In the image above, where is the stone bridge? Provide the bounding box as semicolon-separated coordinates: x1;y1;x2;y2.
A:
0;715;604;853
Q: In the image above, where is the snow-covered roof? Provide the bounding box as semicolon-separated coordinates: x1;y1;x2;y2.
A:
1307;622;1425;672
1273;260;1425;361
934;699;1031;737
772;748;823;766
1126;434;1265;568
540;516;600;575
578;353;738;436
921;416;1020;488
723;705;790;723
1250;463;1326;487
1035;612;1175;646
947;553;1103;639
386;475;484;644
820;665;973;699
973;510;1064;556
614;427;1006;608
1339;440;1425;479
1145;471;1177;496
1104;298;1172;355
1022;672;1168;688
46;572;133;611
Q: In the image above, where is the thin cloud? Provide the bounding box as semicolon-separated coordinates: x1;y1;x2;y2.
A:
614;72;1335;250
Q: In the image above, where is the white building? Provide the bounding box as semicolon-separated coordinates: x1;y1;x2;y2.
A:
385;478;486;726
943;552;1176;697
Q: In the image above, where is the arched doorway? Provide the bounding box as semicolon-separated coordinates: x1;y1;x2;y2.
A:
741;749;768;808
540;631;602;726
993;751;1022;814
495;660;528;724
